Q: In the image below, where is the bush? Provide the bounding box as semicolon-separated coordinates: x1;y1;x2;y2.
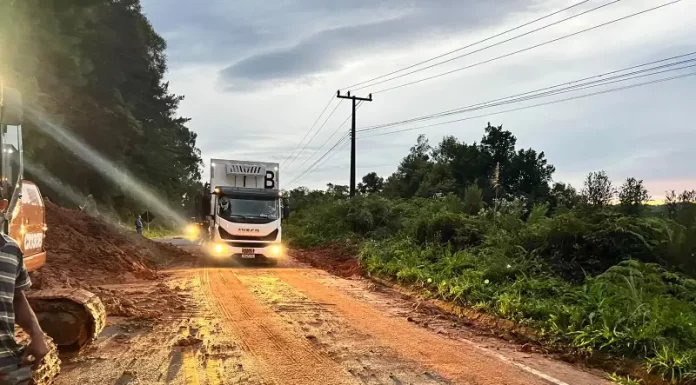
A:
413;212;483;249
361;240;696;382
286;191;696;383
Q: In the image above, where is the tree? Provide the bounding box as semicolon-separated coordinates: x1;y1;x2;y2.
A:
381;124;555;204
382;135;432;198
665;189;696;228
326;183;349;198
618;177;649;216
1;0;202;219
549;182;580;211
358;172;384;195
581;171;615;207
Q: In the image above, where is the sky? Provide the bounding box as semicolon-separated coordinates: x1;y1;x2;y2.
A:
140;0;695;200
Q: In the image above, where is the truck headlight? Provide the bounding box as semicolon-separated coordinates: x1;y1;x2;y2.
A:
270;245;283;256
212;243;227;255
186;224;199;236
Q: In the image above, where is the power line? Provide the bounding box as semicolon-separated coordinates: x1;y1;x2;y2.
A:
357;71;696;139
286;102;364;186
351;0;616;92
288;135;350;188
285;98;343;171
292;70;695;187
336;91;373;197
280;94;335;168
342;0;590;91
287;134;349;187
358;53;696;133
371;0;683;94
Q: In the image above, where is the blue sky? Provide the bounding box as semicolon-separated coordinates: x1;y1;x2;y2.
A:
141;0;695;199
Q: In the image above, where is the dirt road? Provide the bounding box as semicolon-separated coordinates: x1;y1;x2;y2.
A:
53;251;612;385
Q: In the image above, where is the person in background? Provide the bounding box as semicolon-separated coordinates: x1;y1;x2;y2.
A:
135;215;143;235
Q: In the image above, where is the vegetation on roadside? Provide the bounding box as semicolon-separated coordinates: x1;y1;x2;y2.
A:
0;0;202;219
285;124;696;384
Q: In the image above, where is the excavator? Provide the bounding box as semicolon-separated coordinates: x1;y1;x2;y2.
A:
1;82;106;382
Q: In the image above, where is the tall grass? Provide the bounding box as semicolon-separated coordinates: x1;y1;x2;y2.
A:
286;194;696;382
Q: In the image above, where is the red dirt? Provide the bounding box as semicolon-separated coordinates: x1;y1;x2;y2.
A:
290;246;362;278
29;203;193;319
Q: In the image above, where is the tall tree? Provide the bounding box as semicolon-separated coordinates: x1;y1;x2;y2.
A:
0;0;202;219
383;135;433;198
581;171;615;207
358;172;384;195
618;177;649;216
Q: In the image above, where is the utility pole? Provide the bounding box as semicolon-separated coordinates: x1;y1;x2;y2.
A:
336;90;372;198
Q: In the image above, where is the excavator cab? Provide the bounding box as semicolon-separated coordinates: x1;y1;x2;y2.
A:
0;83;106;365
0;83;24;230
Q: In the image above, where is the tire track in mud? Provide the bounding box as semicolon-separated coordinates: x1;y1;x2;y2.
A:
235;270;453;385
203;268;357;385
183;350;202;385
276;270;551;385
197;269;262;385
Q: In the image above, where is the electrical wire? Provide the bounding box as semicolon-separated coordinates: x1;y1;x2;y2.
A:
288;135;351;187
351;0;616;92
357;53;696;133
342;0;590;90
288;65;695;186
280;94;335;168
371;0;683;94
357;71;696;139
284;98;343;170
286;101;364;185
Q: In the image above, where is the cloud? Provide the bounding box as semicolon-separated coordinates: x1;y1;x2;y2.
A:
141;0;696;196
217;0;532;90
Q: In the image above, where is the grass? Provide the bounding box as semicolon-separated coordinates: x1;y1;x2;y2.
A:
285;194;696;384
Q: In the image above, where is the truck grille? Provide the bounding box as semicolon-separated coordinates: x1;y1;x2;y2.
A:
218;227;278;241
226;164;266;175
229;241;271;248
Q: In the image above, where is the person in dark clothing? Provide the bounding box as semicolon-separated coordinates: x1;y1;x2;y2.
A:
135;216;143;235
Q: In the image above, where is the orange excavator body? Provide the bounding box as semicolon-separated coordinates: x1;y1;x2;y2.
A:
8;181;47;272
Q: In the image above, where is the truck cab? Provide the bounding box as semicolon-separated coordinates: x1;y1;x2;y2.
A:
202;159;287;261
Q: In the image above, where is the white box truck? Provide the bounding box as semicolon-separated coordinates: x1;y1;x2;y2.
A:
197;158;288;262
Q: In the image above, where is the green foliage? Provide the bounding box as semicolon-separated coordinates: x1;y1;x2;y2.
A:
619;178;650;216
608;373;643;385
382;124;555;203
462;184;484;214
0;0;202;220
286;124;696;382
360;239;696;383
358;172;384;195
582;171;615;207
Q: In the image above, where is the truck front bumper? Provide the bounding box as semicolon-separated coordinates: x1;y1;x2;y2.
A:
208;242;285;260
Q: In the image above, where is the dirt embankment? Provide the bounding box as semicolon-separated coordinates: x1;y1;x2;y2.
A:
289;245;362;279
29;203;192;318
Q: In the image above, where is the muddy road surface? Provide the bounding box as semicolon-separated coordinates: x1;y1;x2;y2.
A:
53;248;611;385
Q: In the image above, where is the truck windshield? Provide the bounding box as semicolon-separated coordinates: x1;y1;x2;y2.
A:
218;196;279;222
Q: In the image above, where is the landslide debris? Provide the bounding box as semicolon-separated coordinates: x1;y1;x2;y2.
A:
29;202;193;319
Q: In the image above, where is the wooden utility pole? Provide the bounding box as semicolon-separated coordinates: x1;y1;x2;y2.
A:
336;90;372;198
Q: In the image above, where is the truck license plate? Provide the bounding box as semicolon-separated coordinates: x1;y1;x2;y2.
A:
241;248;255;258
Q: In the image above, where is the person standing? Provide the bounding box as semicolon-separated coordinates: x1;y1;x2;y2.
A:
0;234;50;384
135;215;143;235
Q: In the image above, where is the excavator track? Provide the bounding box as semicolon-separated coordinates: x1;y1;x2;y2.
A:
26;288;106;350
14;331;61;385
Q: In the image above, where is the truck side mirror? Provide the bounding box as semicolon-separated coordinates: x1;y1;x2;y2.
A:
282;205;290;220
